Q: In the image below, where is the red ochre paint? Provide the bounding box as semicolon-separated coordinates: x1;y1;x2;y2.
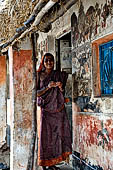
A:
0;56;6;85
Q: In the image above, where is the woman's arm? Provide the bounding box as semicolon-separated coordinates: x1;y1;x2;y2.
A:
37;72;49;97
58;71;68;95
37;82;58;97
37;72;57;97
37;86;50;97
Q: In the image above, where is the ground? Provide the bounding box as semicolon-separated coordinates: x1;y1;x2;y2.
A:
38;163;73;170
57;164;73;170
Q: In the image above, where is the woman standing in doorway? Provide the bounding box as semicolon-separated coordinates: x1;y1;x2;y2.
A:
37;53;72;170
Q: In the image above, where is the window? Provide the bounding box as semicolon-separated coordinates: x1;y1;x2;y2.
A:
92;34;113;96
99;40;113;95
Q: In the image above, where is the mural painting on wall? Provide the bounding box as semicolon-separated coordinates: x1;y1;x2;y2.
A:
73;114;113;169
72;1;113;46
72;0;113;108
73;96;102;113
72;42;91;78
97;121;110;149
72;42;92;98
72;0;113;73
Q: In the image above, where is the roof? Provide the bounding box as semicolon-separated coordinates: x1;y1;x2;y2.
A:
0;0;77;52
0;0;7;11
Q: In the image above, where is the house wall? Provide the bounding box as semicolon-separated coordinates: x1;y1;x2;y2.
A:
0;55;9;167
36;0;113;169
73;110;113;169
0;55;6;147
71;0;113;169
12;38;33;170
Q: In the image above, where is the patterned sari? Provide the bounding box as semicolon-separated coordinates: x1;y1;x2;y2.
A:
37;70;72;166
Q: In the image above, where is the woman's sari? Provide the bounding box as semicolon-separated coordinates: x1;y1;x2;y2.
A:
37;70;72;166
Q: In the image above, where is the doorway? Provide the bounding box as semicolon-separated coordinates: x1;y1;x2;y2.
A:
55;31;72;135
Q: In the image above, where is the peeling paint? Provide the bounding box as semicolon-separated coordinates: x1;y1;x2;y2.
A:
73;112;113;169
0;55;9;168
0;56;6;85
13;50;33;170
0;56;6;146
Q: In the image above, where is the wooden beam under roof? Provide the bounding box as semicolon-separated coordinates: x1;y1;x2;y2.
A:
38;0;78;32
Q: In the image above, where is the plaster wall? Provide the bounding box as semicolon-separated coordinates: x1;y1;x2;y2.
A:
0;56;6;147
36;0;113;169
71;0;113;111
73;107;113;169
0;55;9;168
13;49;33;170
72;0;113;169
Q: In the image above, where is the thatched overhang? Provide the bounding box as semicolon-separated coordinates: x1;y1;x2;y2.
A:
0;0;78;52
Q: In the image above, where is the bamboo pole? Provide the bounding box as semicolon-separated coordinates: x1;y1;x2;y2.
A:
19;0;57;39
16;0;49;31
32;0;57;26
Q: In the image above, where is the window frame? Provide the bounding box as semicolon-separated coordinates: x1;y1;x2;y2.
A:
92;33;113;97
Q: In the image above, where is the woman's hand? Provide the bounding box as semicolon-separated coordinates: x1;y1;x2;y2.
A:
48;81;57;88
56;82;64;92
48;81;64;92
37;82;56;97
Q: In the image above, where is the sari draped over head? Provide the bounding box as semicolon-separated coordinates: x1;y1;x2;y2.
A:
37;70;72;167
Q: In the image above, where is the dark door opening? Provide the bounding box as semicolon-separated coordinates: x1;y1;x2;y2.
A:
55;31;72;136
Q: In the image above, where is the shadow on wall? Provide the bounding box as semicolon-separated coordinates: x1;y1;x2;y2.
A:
74;97;102;113
0;163;9;170
72;151;103;170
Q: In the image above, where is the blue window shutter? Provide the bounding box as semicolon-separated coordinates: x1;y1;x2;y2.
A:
99;40;113;95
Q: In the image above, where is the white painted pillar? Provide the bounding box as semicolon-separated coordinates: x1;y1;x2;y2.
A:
8;46;14;170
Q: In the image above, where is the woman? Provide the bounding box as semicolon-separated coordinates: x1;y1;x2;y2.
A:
37;53;72;170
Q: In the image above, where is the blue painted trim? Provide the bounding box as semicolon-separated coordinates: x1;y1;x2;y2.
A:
99;40;113;95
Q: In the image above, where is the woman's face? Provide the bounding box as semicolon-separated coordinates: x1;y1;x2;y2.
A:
44;55;54;70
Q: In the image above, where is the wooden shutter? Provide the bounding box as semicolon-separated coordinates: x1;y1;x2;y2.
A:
92;44;101;97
